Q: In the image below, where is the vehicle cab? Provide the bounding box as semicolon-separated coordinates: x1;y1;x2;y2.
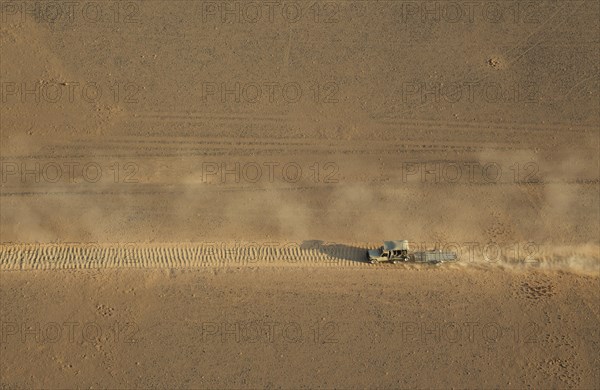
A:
367;240;410;263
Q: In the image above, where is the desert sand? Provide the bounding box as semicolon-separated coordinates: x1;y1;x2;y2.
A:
1;0;599;388
1;266;599;388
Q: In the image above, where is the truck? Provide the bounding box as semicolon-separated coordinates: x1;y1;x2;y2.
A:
367;240;457;264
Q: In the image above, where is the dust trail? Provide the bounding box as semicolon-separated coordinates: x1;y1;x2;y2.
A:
448;243;600;276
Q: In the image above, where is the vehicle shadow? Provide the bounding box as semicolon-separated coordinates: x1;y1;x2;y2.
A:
299;240;370;264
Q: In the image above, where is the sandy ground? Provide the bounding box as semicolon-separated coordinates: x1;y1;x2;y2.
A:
1;267;599;388
1;0;599;388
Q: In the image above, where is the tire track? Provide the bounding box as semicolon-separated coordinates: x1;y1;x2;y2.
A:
0;243;372;270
